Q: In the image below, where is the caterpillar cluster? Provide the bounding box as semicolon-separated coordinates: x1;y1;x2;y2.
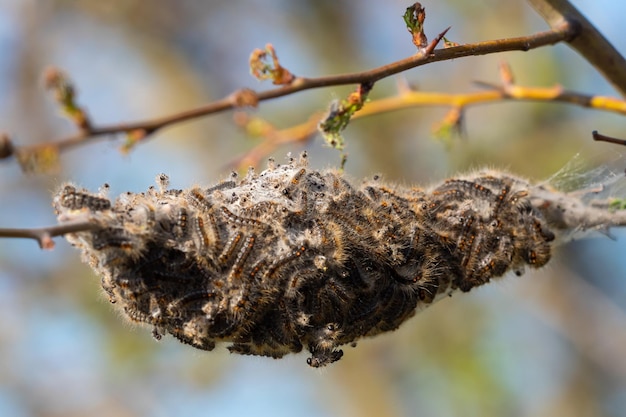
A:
52;153;624;367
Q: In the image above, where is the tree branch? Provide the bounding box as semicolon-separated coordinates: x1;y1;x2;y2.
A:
1;21;577;172
592;130;626;146
527;0;626;97
0;220;98;249
230;61;626;168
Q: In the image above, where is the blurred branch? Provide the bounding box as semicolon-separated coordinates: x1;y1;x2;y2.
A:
0;220;97;249
231;61;626;168
527;0;626;97
1;20;578;172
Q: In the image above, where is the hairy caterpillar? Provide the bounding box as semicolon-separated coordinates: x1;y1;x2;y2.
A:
53;153;626;367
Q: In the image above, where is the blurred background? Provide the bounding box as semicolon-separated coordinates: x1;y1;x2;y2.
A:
1;0;625;416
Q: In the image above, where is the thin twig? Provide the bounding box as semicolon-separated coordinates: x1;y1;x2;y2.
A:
361;82;626;117
592;130;626;146
0;220;98;249
2;21;576;169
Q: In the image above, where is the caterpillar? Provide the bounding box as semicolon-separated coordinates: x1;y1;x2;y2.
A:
52;153;626;367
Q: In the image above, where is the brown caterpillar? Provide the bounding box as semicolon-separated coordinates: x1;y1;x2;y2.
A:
52;153;626;367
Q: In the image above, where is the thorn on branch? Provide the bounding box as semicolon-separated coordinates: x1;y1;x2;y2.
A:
249;44;295;85
592;130;626;146
43;67;92;132
426;27;451;55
